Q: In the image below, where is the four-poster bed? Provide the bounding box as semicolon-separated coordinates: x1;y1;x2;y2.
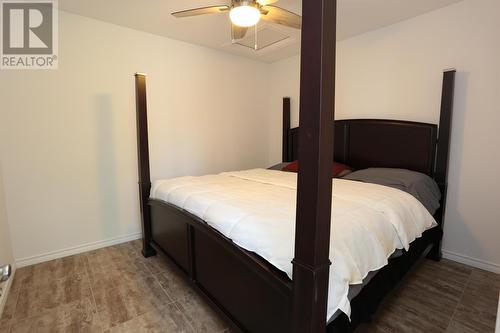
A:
133;1;456;332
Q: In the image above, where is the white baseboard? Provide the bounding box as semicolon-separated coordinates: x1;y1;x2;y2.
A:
0;266;16;318
15;232;142;268
496;294;499;333
442;250;500;274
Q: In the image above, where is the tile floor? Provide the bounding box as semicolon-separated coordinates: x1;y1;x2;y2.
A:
0;240;498;333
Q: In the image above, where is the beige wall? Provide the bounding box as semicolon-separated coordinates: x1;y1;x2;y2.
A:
0;11;271;265
2;1;499;273
268;0;500;272
0;162;15;315
0;163;14;273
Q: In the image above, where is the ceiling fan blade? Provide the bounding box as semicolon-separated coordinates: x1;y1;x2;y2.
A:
172;5;230;18
261;5;301;29
232;24;248;40
256;0;279;5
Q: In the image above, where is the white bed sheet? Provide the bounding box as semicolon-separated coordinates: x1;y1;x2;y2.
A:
151;169;437;320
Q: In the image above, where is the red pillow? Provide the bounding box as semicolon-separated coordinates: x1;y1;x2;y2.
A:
282;160;299;172
282;160;351;178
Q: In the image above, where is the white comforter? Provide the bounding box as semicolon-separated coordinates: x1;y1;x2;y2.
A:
151;169;437;320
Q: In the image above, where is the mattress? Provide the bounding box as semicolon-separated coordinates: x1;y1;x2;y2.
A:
151;169;437;320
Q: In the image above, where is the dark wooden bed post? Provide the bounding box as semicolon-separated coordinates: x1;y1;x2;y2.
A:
435;69;456;213
283;97;291;162
135;73;156;258
429;69;456;260
292;0;337;332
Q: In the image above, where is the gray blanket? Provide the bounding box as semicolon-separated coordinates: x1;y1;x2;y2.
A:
342;168;441;215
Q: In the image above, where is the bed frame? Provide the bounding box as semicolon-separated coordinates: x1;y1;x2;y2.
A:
133;1;456;332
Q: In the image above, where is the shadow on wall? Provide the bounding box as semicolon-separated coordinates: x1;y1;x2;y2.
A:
95;95;119;237
442;71;483;258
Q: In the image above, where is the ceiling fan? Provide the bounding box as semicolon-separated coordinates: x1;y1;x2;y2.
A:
172;0;301;47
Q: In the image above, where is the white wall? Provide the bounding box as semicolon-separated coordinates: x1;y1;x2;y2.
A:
0;162;15;314
0;12;270;265
268;0;500;272
0;163;13;269
2;1;499;273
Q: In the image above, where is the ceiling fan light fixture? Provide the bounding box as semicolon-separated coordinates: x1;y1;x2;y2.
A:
230;4;261;27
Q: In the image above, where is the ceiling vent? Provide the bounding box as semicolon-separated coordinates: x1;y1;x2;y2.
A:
236;25;289;51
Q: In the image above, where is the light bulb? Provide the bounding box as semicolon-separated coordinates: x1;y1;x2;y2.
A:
230;5;261;27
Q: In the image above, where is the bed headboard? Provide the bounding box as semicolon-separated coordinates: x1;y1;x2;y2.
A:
284;119;438;176
282;70;455;181
281;69;455;229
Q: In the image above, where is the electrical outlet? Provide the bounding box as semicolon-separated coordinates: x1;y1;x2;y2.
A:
0;264;11;283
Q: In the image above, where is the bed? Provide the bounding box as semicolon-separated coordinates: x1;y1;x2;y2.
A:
134;67;455;332
150;168;438;321
133;1;455;330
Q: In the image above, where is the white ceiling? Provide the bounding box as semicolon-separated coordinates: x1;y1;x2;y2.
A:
59;0;463;63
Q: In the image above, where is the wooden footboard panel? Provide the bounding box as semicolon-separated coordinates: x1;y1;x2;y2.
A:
194;230;292;332
149;199;442;333
151;204;190;273
150;199;293;333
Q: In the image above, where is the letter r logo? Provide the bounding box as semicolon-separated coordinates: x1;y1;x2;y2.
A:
2;2;53;54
